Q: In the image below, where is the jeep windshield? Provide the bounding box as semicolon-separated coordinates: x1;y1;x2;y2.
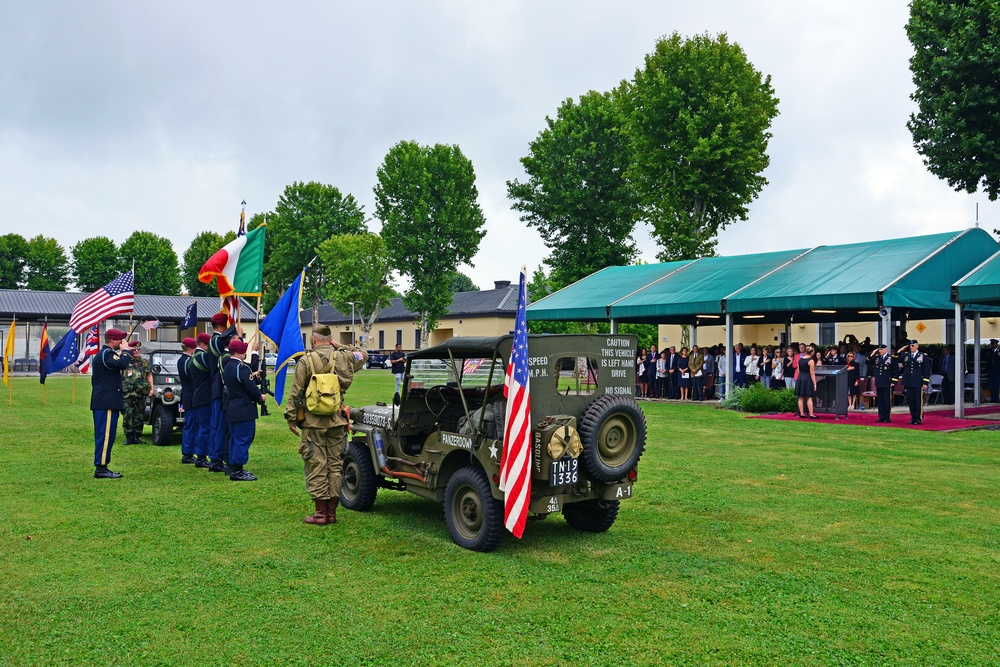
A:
150;352;181;374
409;357;504;389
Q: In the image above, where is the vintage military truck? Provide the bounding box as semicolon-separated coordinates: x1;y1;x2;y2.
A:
143;344;186;446
342;334;646;551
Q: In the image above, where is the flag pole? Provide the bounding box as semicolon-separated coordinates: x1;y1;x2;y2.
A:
8;315;15;408
72;365;76;404
42;317;47;406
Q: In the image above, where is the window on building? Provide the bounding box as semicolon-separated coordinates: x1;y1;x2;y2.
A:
378;330;385;350
944;319;955;345
415;329;421;348
396;329;402;346
818;323;836;346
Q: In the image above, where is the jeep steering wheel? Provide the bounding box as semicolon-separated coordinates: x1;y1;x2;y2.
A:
425;385;450;418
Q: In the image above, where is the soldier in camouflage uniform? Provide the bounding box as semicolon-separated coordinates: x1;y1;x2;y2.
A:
122;340;153;444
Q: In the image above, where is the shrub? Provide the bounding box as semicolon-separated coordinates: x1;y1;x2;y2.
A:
737;384;799;413
719;385;747;411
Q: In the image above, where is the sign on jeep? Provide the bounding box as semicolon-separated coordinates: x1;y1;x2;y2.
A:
343;334;646;551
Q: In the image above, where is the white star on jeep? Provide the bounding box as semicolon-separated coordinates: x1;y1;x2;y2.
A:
488;442;499;459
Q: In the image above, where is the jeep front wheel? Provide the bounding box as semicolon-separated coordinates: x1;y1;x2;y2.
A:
562;499;620;533
151;405;175;446
340;441;378;511
579;395;646;483
444;466;504;552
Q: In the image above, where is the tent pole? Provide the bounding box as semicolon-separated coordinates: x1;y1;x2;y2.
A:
880;307;892;347
691;323;697;347
610;318;617;335
974;312;981;406
725;313;734;399
955;303;963;418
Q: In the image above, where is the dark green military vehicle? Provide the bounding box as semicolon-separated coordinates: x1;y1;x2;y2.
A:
142;344;186;446
342;334;646;551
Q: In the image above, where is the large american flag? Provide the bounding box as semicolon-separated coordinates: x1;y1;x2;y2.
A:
499;266;531;538
76;325;100;373
69;271;134;333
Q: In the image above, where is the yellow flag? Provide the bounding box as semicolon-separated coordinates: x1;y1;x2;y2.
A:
2;319;14;386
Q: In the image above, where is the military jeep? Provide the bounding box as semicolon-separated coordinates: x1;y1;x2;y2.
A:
142;344;186;446
342;334;646;551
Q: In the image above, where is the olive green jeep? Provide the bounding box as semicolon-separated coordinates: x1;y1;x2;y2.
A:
342;334;646;551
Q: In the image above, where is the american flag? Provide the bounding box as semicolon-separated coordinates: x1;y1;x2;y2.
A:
499;266;532;538
69;270;134;333
76;325;100;373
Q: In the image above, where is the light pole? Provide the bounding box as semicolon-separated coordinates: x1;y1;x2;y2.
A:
346;301;357;345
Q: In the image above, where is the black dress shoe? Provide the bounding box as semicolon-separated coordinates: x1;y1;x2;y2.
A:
208;461;227;473
907;420;916;425
195;458;210;468
915;420;922;425
181;455;196;464
94;467;123;479
229;469;257;482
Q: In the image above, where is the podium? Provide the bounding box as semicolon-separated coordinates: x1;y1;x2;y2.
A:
814;365;849;419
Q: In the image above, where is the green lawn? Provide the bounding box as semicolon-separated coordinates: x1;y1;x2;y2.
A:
1;372;998;666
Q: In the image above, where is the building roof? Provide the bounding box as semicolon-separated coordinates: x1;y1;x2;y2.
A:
953;248;1000;307
528;228;1000;325
0;289;257;323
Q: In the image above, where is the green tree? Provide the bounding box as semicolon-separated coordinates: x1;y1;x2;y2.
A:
508;90;638;290
182;230;237;296
264;182;366;324
70;237;119;292
25;235;69;291
317;233;396;348
907;0;1000;199
447;271;478;293
375;140;487;346
623;32;780;260
118;231;181;296
0;233;28;289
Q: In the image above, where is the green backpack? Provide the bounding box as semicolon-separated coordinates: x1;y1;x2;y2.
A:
304;351;341;416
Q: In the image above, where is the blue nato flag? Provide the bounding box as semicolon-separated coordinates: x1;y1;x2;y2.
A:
258;270;306;404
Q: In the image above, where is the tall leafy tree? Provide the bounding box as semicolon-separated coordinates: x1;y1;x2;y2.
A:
907;0;1000;199
119;231;181;296
623;32;779;260
507;90;638;290
447;271;478;293
375;140;487;346
181;230;237;296
0;233;28;289
71;237;120;292
263;182;366;323
25;235;69;291
317;233;396;348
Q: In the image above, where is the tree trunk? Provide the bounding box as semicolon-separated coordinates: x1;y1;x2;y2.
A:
419;311;430;349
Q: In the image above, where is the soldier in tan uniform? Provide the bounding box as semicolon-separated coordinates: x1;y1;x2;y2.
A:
285;325;367;526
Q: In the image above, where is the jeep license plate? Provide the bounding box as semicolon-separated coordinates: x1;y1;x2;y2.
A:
549;457;578;486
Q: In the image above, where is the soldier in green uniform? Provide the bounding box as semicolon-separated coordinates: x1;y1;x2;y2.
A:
122;340;153;444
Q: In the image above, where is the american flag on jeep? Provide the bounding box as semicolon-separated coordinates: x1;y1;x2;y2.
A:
499;266;531;538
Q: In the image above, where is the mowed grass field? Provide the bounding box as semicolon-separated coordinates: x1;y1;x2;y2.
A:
1;371;998;666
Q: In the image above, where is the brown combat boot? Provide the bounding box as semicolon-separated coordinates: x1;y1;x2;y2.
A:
303;498;328;526
326;497;339;525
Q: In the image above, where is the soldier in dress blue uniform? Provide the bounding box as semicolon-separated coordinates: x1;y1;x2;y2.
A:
91;328;132;478
222;338;264;481
897;339;931;425
177;337;197;464
868;342;897;423
188;333;214;468
207;312;239;473
988;339;1000;403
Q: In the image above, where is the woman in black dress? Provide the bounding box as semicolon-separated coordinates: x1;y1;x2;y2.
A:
795;344;818;418
677;347;690;400
845;351;861;409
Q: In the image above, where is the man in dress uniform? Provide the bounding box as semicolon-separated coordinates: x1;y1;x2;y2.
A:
869;343;897;423
222;339;265;481
121;340;153;444
988;339;1000;403
285;325;367;526
91;328;132;478
207;313;239;473
188;333;214;468
177;337;198;464
897;339;931;425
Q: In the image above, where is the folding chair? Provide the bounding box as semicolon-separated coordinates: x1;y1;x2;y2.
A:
925;374;944;405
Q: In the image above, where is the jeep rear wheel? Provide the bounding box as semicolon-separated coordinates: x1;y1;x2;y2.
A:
151;405;175;446
562;499;620;533
579;395;646;483
445;466;504;552
340;441;377;511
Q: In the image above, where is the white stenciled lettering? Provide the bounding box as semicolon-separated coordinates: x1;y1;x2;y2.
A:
441;433;473;450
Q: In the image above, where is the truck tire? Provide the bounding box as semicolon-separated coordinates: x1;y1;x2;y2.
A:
340;441;378;511
562;499;620;533
578;395;646;483
445;466;504;552
151;404;176;446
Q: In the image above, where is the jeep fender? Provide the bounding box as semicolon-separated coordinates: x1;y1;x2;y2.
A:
346;422;382;478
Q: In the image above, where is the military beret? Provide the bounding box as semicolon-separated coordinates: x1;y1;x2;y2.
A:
313;324;332;336
211;313;229;327
128;340;142;348
182;337;198;349
908;339;919;345
228;339;248;354
105;329;126;340
196;332;212;344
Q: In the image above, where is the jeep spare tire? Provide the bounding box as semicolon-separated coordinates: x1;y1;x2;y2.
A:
578;395;646;483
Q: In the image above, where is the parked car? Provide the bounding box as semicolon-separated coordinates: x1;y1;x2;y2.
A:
366;351;390;369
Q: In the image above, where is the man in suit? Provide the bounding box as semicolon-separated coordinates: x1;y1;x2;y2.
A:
937;345;955;404
898;339;931;425
869;343;897;423
666;346;679;399
91;328;132;479
646;345;659;398
732;343;748;388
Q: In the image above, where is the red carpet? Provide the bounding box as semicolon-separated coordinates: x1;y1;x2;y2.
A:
748;406;1000;431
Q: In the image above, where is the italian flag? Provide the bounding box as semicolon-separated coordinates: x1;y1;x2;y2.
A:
198;226;266;296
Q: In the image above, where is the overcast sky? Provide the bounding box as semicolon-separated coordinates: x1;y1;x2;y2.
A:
2;1;997;294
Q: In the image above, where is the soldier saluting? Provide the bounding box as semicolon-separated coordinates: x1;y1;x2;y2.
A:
121;339;153;444
222;338;265;481
897;339;931;425
91;328;132;478
868;342;897;423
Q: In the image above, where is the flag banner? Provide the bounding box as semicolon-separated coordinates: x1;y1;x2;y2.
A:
181;302;197;329
38;322;51;384
49;329;81;375
141;319;160;330
258;270;306;404
238;207;246;236
221;295;240;327
499;266;532;538
3;319;15;386
69;270;135;333
198;225;265;297
76;326;99;373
